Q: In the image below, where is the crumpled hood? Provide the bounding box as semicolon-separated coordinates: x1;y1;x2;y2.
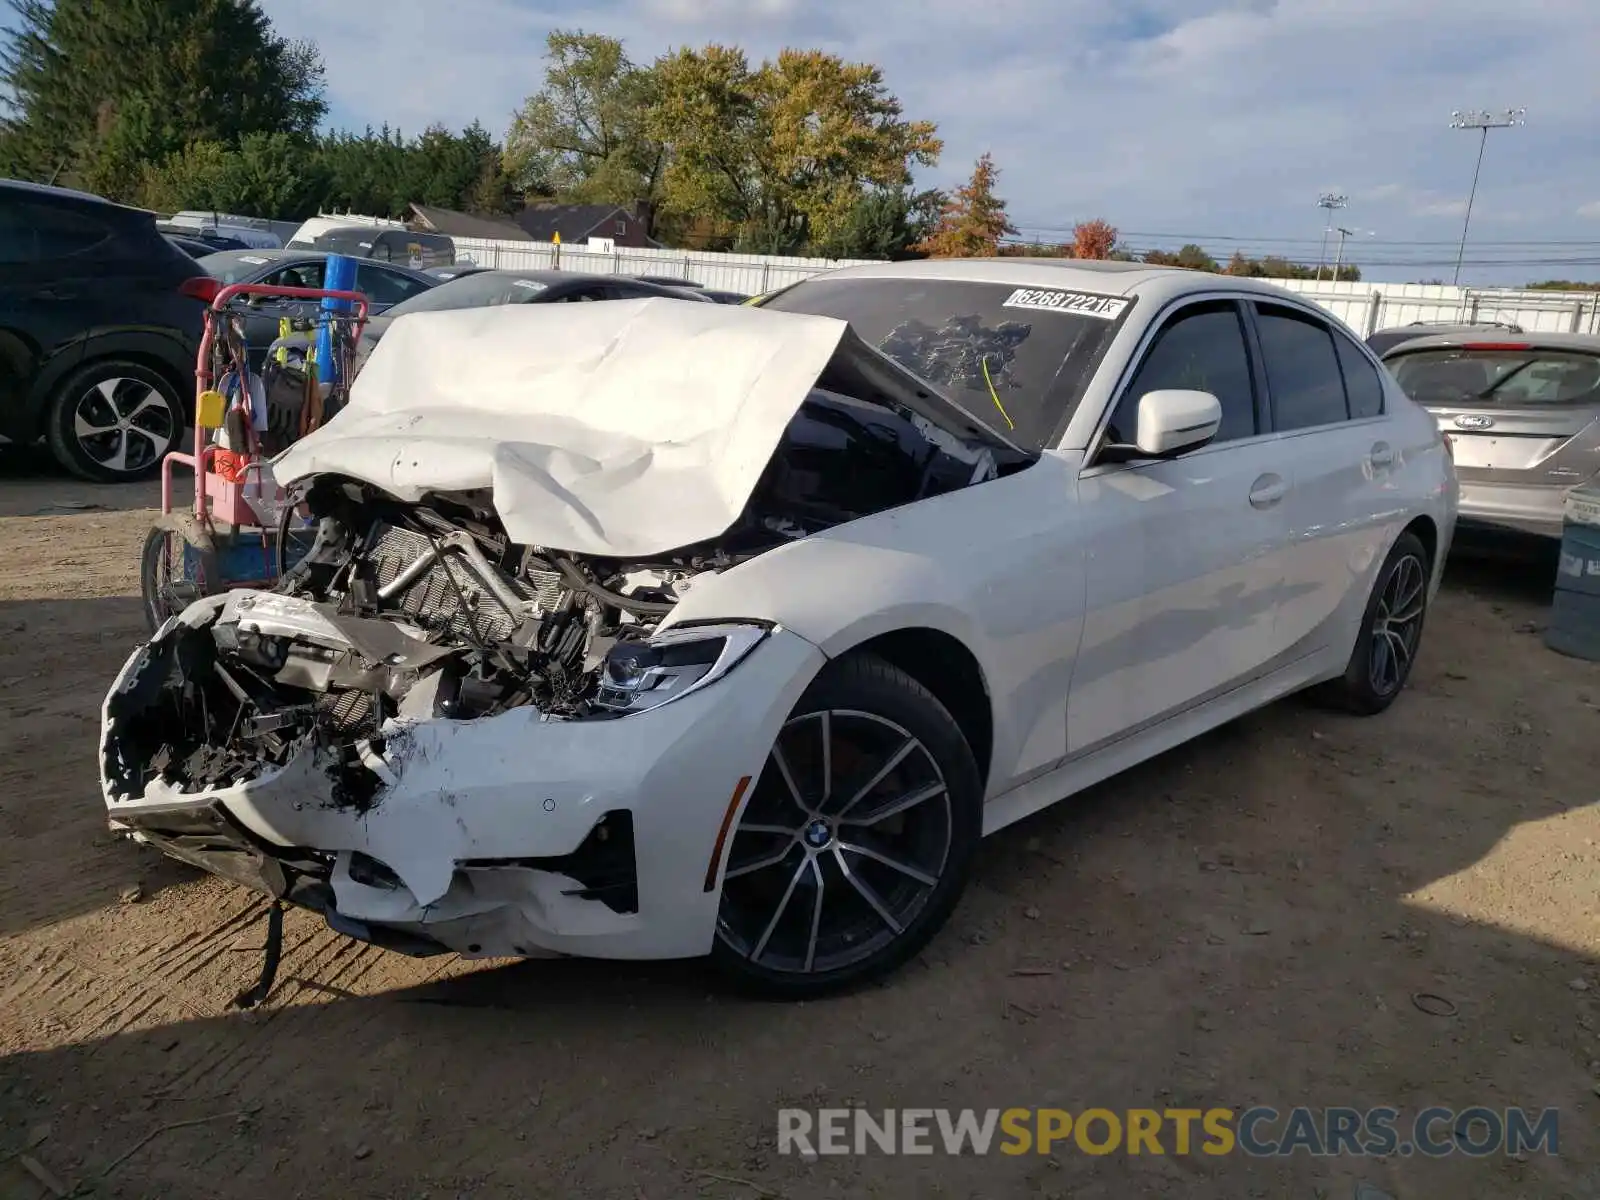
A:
273;298;850;557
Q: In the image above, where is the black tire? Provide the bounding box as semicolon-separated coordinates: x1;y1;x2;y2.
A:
710;652;983;999
45;359;183;482
1310;529;1432;716
140;514;217;633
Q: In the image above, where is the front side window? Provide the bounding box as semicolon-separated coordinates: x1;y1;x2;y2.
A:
1108;301;1257;445
1254;303;1349;431
761;275;1130;451
1388;347;1600;408
264;260;326;290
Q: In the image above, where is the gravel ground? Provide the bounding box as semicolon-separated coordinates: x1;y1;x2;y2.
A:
1;446;1596;1200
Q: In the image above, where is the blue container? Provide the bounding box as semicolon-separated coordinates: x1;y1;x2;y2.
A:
1545;483;1600;661
318;253;358;385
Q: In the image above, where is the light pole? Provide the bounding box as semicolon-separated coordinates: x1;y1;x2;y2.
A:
1315;193;1347;281
1331;226;1373;281
1448;107;1525;286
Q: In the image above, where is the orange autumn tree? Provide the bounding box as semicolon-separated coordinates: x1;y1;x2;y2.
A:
914;152;1016;257
1071;218;1118;260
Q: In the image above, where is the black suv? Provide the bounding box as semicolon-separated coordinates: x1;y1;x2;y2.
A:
0;180;209;481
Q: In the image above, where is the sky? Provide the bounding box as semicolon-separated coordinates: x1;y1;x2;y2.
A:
257;0;1600;286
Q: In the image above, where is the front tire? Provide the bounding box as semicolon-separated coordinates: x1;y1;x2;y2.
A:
45;359;182;482
1310;529;1431;715
711;653;983;999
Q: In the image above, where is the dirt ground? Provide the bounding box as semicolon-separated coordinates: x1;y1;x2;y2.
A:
0;444;1596;1200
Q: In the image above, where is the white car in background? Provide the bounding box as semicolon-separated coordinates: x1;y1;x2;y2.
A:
100;261;1457;999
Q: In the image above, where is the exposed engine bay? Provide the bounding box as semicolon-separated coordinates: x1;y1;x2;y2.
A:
104;386;1023;806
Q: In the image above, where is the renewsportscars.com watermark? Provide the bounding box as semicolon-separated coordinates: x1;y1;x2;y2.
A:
777;1107;1560;1158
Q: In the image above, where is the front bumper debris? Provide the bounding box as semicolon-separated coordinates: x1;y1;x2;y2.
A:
101;592;825;961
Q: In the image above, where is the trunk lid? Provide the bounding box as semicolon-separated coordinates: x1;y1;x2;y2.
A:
1387;343;1600;487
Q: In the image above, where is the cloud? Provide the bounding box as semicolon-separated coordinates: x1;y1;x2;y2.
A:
257;0;1600;284
1579;201;1600;220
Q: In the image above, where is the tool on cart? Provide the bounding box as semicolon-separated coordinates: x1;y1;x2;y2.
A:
139;270;370;632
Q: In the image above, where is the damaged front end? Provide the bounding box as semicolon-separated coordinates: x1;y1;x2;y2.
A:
100;308;1029;968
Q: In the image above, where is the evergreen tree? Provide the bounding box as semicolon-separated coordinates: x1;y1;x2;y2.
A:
914;153;1016;258
0;0;325;197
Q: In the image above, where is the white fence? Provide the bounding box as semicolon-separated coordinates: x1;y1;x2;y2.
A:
447;234;1600;335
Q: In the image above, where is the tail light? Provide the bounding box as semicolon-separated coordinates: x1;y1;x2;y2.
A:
179;276;221;304
1459;342;1531;352
1442;433;1454;459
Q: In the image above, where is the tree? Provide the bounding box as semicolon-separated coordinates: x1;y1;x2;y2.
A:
650;44;941;253
137;133;327;218
1071;219;1118;260
0;0;325;197
914;153;1015;258
812;185;945;260
505;31;664;215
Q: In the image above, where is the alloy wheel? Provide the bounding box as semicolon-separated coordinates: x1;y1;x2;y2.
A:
73;377;174;476
716;709;954;976
1368;552;1426;696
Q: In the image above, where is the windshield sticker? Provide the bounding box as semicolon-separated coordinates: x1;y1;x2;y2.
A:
239;255;268;265
1002;288;1128;320
511;279;545;289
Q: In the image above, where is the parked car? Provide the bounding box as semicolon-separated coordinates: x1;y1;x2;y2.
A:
633;274;702;287
699;288;751;305
0;179;210;481
155;223;251;253
350;268;714;372
311;226;456;270
99;261;1456;998
425;264;487;281
1366;321;1522;357
1382;330;1599;538
166;233;220;259
195;249;439;367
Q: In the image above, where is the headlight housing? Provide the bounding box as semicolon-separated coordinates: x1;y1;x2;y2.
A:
593;622;769;715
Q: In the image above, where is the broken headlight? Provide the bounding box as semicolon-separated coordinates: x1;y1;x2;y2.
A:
593;622;768;715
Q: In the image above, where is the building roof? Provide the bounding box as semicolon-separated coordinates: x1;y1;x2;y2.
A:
514;202;632;243
409;203;534;242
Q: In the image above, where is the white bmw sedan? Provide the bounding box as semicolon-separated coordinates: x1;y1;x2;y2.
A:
101;259;1457;999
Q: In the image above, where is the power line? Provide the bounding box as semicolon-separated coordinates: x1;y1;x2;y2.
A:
1010;227;1600;248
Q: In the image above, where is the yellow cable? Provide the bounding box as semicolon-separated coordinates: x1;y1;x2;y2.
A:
981;357;1015;430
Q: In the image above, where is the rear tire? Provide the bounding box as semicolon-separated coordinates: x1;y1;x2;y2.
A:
1309;530;1431;716
710;652;983;999
46;359;182;483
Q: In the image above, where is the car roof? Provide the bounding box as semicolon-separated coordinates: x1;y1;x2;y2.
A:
817;256;1309;306
202;248;437;279
1379;330;1600;357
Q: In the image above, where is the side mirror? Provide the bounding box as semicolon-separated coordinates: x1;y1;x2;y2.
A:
1132;389;1222;457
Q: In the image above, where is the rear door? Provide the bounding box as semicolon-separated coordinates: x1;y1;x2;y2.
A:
1386;342;1600;506
1249;300;1397;657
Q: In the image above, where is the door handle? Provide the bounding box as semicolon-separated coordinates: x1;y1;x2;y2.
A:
1249;473;1286;509
1368;442;1395;468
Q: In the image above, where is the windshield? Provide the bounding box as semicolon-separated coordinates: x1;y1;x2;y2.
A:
382;272;551;316
761;275;1129;450
198;251;279;282
1389;347;1600;408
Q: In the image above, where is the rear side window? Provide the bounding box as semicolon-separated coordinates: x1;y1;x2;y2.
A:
0;199;113;263
1388;348;1600;408
355;265;431;305
1254;304;1349;430
1333;331;1385;419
